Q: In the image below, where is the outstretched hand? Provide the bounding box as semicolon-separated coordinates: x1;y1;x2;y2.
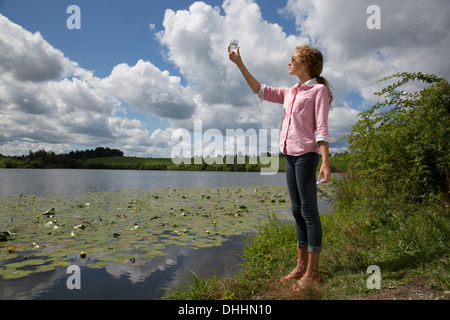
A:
228;45;242;65
227;45;261;94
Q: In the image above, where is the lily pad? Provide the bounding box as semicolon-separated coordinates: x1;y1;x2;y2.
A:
2;269;33;280
0;231;14;242
43;208;55;216
86;262;108;269
0;185;308;280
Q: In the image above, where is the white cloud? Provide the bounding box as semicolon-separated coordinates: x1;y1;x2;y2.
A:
328;106;359;139
282;0;450;104
156;0;358;154
0;141;73;157
1;0;449;157
272;0;450;153
0;14;193;157
157;0;306;132
99;60;196;120
0;15;75;82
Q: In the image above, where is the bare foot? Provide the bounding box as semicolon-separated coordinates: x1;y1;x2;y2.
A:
292;271;323;291
280;260;306;282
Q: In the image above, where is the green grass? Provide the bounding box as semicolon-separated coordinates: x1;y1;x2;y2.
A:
85;156;174;168
164;183;449;300
85;155;348;172
163;269;222;300
86;157;173;166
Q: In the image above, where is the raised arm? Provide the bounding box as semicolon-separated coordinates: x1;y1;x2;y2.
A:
228;46;261;94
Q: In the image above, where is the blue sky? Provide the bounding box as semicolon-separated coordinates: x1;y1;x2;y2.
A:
0;0;295;78
1;1;204;77
1;0;449;157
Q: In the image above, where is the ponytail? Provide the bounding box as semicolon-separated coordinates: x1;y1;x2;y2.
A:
296;45;333;109
316;76;333;109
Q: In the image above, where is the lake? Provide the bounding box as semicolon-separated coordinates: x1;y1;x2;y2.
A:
0;169;332;300
0;169;287;197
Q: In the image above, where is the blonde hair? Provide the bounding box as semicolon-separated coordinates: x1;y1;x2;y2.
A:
296;45;333;108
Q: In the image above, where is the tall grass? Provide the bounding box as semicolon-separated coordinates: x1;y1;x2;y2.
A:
165;179;449;300
164;269;221;300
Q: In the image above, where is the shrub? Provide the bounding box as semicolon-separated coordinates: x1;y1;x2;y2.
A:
345;72;449;205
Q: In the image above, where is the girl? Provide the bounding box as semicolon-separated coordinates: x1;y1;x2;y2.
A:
228;44;335;290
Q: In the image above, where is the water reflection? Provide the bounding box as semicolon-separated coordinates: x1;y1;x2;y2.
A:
0;235;247;300
0;169;334;299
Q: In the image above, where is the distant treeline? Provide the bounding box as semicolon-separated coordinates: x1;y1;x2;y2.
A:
0;148;349;172
66;147;124;159
0;149;281;171
1;147;124;169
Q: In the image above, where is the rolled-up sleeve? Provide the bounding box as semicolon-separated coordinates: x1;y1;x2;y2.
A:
258;84;286;104
257;84;266;101
315;86;336;143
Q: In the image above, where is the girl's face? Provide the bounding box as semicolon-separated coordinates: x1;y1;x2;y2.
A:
288;54;300;76
288;52;308;78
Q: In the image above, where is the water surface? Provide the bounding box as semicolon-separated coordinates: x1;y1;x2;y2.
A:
0;169;332;300
0;169;287;196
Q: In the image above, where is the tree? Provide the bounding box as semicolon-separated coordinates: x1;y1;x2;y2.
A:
345;72;449;204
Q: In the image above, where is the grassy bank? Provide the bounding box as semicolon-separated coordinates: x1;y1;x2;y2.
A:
164;185;449;300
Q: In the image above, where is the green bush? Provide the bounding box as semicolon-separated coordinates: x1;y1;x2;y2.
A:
345;72;449;205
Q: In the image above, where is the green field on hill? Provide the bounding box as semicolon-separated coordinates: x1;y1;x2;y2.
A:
1;153;348;173
85;155;348;173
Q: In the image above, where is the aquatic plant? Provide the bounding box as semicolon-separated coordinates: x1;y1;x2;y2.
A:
0;185;307;280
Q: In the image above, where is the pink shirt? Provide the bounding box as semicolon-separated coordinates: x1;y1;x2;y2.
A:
258;78;335;156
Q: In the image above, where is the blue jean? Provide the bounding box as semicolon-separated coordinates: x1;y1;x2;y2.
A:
285;153;322;253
